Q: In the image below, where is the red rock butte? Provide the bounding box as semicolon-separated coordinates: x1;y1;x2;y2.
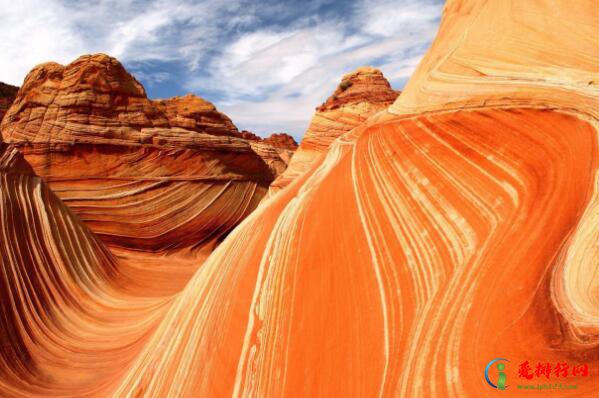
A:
1;54;292;259
0;0;598;397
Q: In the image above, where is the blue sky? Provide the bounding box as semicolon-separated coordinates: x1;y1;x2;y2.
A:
0;0;444;140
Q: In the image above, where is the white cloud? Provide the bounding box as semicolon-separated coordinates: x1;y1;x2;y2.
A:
209;0;443;138
356;0;442;37
0;0;229;84
0;0;443;139
0;0;84;84
190;23;370;97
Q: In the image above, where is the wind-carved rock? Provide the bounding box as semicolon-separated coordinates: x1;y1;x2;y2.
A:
245;132;298;178
2;1;598;395
111;2;599;396
1;54;290;257
0;136;198;396
268;66;399;195
262;132;298;150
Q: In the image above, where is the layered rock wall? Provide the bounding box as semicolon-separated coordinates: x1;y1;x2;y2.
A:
1;54;286;255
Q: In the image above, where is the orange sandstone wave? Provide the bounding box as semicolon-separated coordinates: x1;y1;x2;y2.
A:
0;0;597;396
114;0;599;396
0;144;193;397
113;107;599;397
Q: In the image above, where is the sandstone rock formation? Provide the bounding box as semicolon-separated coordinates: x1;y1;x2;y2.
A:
237;129;262;141
247;133;297;177
227;129;297;179
236;130;297;150
269;66;398;195
262;132;298;150
1;54;289;257
111;1;599;396
248;140;295;179
1;54;250;146
153;93;239;136
0;140;202;396
0;82;18;122
1;0;598;397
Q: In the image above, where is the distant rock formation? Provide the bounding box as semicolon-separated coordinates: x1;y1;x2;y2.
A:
232;130;298;176
306;66;398;152
237;129;262;141
0;82;18;123
262;132;298;150
0;54;288;256
234;130;297;151
250;132;297;176
2;54;241;145
268;66;398;195
316;66;399;113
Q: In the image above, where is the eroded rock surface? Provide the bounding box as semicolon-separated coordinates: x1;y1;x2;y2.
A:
1;54;285;255
1;1;598;396
269;66;398;195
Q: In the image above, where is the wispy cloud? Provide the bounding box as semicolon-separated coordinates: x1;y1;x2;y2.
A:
0;0;443;139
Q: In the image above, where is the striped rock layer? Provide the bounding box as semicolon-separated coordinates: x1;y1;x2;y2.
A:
244;132;297;178
112;0;599;396
268;66;399;195
0;0;598;397
1;54;290;256
0;143;203;397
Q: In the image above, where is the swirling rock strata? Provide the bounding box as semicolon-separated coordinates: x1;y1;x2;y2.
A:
0;142;201;396
16;142;271;254
269;66;398;195
112;1;599;397
1;0;598;397
1;54;287;255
